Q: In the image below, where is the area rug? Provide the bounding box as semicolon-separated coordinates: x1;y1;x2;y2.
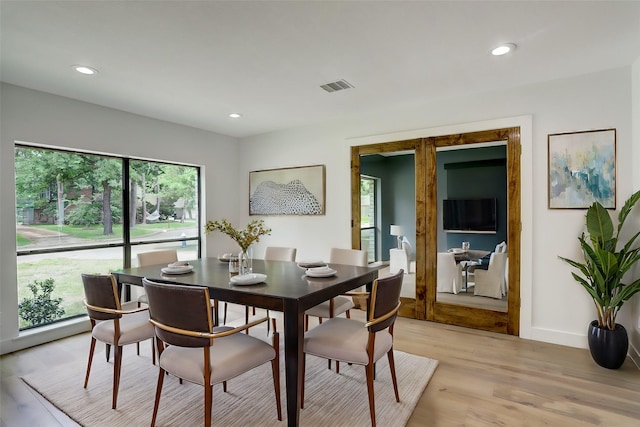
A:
22;347;437;426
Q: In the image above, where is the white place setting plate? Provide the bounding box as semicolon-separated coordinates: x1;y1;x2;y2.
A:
161;265;193;275
297;260;327;269
305;267;337;278
230;273;267;286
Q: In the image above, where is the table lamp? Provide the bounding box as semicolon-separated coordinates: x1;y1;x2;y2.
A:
390;225;404;249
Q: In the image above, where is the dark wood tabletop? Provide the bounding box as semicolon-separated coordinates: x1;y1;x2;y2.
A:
113;257;380;427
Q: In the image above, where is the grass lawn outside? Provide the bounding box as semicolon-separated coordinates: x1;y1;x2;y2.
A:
16;240;199;330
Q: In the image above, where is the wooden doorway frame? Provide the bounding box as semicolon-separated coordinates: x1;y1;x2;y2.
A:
351;127;521;335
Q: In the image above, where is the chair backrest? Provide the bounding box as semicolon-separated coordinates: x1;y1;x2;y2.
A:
368;269;403;332
494;241;507;253
487;252;508;287
142;278;212;348
137;249;179;267
436;252;461;292
81;274;121;321
329;248;368;267
264;246;297;262
401;237;412;260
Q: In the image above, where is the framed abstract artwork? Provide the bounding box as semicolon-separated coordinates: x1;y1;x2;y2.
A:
548;128;616;209
249;164;325;215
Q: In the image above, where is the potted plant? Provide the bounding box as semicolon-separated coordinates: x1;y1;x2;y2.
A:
559;190;640;369
205;218;271;274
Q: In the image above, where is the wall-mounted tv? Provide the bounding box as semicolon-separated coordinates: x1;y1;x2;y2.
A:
443;198;497;233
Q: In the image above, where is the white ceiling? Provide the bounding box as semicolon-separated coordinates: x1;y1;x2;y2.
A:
2;1;640;139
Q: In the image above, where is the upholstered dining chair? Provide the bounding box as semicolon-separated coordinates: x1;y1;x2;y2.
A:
474;251;508;299
142;278;282;427
81;273;155;409
136;249;179;306
436;252;463;294
302;269;403;427
304;247;368;331
134;249;179;356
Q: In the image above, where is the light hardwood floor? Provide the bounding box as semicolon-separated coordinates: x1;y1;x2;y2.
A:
2;308;640;426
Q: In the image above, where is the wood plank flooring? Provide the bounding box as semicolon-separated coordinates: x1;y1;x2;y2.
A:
2;307;639;426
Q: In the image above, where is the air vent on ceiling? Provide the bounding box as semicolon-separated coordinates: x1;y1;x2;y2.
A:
320;79;354;93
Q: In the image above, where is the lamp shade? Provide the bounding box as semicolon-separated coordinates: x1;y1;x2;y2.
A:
390;225;403;236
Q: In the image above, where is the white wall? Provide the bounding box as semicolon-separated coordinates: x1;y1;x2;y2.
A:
239;66;636;349
0;83;240;353
631;57;640;366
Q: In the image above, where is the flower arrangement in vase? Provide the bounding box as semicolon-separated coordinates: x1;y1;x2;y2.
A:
205;219;271;274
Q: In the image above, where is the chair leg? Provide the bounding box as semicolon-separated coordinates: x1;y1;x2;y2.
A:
151;339;156;365
137;302;142;356
271;332;282;420
204;385;213;427
112;345;123;409
305;315;309;331
387;350;400;402
301;353;306;409
151;365;166;427
84;336;96;388
245;306;250;334
223;302;228;324
336;360;340;374
106;343;111;362
346;309;351;319
365;362;377;427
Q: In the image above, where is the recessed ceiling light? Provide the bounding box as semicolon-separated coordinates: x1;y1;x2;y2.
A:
229;113;242;118
73;65;98;75
491;43;517;56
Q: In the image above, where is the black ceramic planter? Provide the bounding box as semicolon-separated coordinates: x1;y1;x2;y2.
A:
587;320;628;369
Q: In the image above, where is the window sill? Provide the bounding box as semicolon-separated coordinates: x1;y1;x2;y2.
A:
1;316;91;355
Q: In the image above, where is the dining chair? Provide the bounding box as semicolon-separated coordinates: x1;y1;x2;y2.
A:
223;246;297;327
136;249;179;306
142;278;282;427
302;269;403;427
134;249;179;357
81;273;155;409
436;252;463;294
474;251;508;299
304;247;367;331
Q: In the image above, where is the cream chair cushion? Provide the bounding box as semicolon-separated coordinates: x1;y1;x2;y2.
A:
305;296;355;318
304;317;393;365
159;327;276;386
92;310;154;345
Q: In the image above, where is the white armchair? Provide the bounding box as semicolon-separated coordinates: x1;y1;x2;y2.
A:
436;252;463;294
390;237;415;274
473;252;507;299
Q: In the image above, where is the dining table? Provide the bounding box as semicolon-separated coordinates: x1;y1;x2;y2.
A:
112;257;380;427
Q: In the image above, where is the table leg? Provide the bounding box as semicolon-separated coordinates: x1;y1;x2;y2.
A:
283;301;304;427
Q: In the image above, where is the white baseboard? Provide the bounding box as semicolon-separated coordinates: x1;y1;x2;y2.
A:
529;326;588;349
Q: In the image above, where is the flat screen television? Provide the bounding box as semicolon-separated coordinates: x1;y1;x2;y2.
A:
443;198;497;232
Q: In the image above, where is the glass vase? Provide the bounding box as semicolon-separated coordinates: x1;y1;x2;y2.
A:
238;246;252;275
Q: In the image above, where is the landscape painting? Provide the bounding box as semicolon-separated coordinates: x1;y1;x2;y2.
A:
249;165;325;215
548;128;616;209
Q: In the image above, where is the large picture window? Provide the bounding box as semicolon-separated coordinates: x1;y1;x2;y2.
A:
15;145;200;330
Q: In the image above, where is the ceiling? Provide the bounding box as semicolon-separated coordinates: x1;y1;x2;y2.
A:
2;1;640;139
